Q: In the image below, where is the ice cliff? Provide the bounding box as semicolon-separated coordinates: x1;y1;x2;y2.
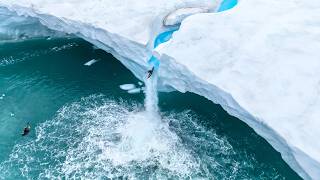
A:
0;0;319;179
0;7;63;40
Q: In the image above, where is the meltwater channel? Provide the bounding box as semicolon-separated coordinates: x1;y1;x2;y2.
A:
0;37;300;179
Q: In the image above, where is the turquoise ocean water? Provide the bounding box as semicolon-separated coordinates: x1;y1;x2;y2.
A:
0;38;300;179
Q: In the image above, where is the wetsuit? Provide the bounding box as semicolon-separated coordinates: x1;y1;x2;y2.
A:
147;67;155;79
22;125;30;136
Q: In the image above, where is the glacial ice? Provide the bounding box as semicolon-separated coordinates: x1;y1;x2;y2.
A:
0;0;215;80
84;59;99;66
157;0;320;179
119;84;136;91
127;88;141;94
0;0;319;179
0;7;64;40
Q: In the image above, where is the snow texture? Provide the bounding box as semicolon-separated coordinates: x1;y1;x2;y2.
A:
164;7;210;26
157;0;320;179
0;0;319;179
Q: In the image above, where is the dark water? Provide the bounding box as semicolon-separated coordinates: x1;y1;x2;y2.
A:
0;38;300;179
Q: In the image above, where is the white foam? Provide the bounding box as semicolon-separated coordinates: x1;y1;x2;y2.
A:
0;56;21;66
0;95;282;179
55;96;199;178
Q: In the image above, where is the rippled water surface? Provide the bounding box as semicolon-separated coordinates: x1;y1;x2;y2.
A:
0;38;300;179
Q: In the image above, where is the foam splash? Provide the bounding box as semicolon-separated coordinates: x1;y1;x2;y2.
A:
0;94;283;179
0;95;284;179
0;95;197;179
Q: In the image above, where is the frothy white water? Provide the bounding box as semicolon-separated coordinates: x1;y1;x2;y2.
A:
0;94;283;179
0;95;203;179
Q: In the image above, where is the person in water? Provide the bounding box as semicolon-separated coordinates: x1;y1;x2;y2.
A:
22;123;31;136
147;67;155;79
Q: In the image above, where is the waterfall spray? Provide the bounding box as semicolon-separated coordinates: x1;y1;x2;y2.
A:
144;71;159;114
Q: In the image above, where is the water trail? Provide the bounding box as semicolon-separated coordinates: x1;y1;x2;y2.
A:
144;71;159;114
141;0;238;114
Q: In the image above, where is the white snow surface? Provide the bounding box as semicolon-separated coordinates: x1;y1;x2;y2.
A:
0;0;319;179
157;0;320;179
164;7;210;26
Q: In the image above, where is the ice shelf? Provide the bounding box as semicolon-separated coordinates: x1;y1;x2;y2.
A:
0;0;319;179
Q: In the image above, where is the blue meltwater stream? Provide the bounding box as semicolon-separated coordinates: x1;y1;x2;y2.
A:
147;0;238;70
145;0;238;115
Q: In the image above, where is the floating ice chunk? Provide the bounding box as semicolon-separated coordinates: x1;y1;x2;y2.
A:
138;82;143;86
119;84;136;90
0;97;3;100
84;59;99;66
10;113;14;117
127;88;141;94
2;94;5;97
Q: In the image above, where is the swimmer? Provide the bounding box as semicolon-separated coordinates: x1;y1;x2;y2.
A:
147;67;155;79
22;123;31;136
